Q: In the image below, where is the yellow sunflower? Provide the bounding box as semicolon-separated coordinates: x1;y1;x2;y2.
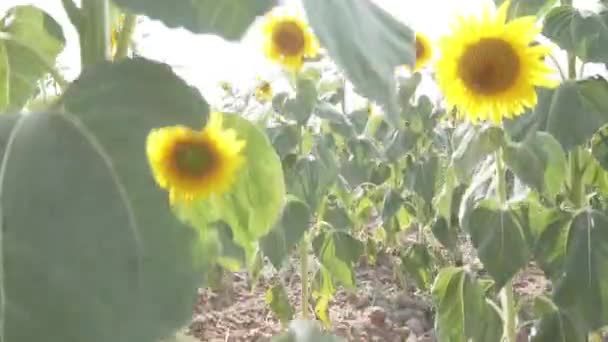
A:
435;0;559;123
261;6;320;71
146;112;246;204
415;32;433;70
255;80;273;103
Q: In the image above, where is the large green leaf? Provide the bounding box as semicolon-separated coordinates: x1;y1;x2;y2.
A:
282;77;317;125
266;284;294;325
553;209;608;331
260;197;312;269
461;200;530;289
509;78;608;150
532;296;586;342
0;6;65;112
179;113;286;260
312;230;364;289
496;0;557;19
286;155;337;212
529;206;572;278
60;58;209;341
503;132;567;199
302;0;415;127
404;155;439;204
543;6;608;63
0;112;141;342
112;0;276;40
401;243;434;290
451;124;504;182
431;267;503;342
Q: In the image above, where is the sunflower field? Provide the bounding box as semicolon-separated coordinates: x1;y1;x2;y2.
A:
3;0;608;341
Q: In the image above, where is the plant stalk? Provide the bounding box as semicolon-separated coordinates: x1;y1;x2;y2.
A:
495;150;517;342
80;0;110;67
113;14;137;60
299;233;309;319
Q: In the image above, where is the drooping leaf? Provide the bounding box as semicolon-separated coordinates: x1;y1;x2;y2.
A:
312;266;335;327
0;5;65;112
432;267;503;342
266;284;294;325
323;201;353;231
553;209;608;331
401;243;434;290
1;112;143;342
267;123;301;159
404;155;439;204
503;132;567;199
381;188;404;224
112;0;276;40
532;296;586;342
461;199;530;289
286;155;337;212
528;205;572;278
452;124;504;182
312;231;364;289
543;6;608;63
60;58;212;341
260;198;312;269
283;77;317;125
302;0;415;127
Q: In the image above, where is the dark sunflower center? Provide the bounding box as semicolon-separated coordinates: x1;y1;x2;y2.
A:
273;21;305;56
457;38;521;95
416;39;424;60
173;141;215;177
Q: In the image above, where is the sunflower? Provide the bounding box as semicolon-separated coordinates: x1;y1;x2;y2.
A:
261;6;320;71
146;112;246;204
435;0;558;123
255;80;273;103
415;32;433;70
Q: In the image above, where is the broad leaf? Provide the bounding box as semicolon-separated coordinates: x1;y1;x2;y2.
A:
312;230;363;289
452;124;504;182
112;0;276;40
461;200;530;289
404;155;439;204
266;284;294;325
267;123;300;159
553;210;608;331
0;112;142;342
496;0;557;19
0;6;65;112
260;198;312;269
532;296;586;342
60;58;210;341
401;243;434;290
529;206;572;278
432;267;503;342
283;77;317;125
286;154;337;212
543;6;608;63
302;0;415;127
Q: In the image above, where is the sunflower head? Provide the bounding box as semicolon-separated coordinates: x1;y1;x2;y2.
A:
415;32;433;70
255;80;273;103
146;112;246;204
435;0;559;124
261;6;320;71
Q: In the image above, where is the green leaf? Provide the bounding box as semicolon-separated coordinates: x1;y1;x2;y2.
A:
214;222;246;272
432;217;459;252
60;58;211;341
271;320;345;342
314;102;356;139
266;284;294;325
528;78;608;150
532;296;586;342
284;77;317;125
178;113;286;260
553;209;608;331
529;206;572;278
381;188;404;223
0;5;65;112
461;200;530;289
543;6;608;63
432;267;503;342
112;0;276;40
401;243;434;290
302;0;414;128
286;155;337;212
312;231;364;289
384;128;418;161
260;198;312;269
268;123;300;159
452;124;504;182
503;132;567;199
496;0;557;19
323;201;353;231
312;266;335;327
591;126;608;171
404;155;439;204
0;112;143;342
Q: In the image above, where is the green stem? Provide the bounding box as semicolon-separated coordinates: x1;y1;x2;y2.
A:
299;233;309;319
80;0;110;67
495;149;517;342
113;14;137;60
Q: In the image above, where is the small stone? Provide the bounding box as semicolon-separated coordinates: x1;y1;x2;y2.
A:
369;306;387;327
406;317;425;336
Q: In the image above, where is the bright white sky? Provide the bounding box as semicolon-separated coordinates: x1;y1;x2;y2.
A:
0;0;603;105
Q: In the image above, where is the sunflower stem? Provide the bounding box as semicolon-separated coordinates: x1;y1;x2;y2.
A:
299;232;309;319
495;149;517;342
113;13;137;60
80;0;110;67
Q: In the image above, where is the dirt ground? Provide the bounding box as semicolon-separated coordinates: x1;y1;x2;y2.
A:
185;245;550;342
